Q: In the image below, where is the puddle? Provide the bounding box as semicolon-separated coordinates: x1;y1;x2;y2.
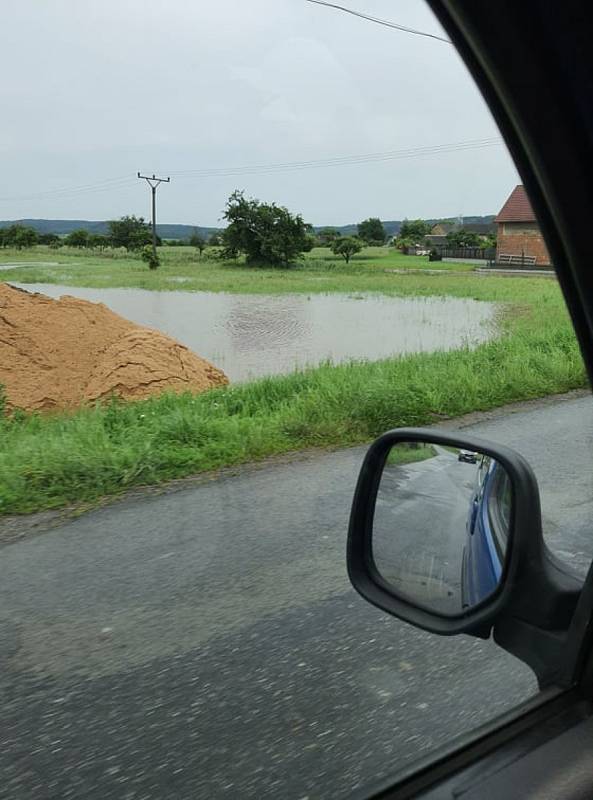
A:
11;284;497;382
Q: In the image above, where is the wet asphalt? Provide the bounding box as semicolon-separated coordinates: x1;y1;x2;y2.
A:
1;393;593;799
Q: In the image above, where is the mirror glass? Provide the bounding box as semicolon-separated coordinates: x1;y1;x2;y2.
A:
372;441;512;616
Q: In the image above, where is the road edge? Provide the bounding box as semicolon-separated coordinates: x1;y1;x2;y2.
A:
0;388;589;544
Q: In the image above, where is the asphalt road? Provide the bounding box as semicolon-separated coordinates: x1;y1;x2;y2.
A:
1;393;593;799
373;448;475;614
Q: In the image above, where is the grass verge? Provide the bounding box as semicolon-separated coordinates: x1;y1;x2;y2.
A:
386;444;438;466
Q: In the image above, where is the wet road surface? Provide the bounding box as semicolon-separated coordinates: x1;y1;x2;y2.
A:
1;393;592;799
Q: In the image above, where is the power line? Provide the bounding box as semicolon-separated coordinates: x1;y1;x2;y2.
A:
0;138;501;205
0;176;137;204
305;0;452;44
168;138;501;179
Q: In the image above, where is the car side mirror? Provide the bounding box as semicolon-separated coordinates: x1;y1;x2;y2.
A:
348;428;584;686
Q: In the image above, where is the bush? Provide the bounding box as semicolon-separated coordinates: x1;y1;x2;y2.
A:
0;224;38;249
64;229;90;248
190;232;207;256
38;233;61;247
108;215;156;251
140;244;160;270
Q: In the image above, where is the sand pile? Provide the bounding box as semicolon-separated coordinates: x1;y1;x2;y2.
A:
0;283;228;413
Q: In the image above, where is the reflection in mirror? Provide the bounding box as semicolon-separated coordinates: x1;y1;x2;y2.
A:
372;442;512;616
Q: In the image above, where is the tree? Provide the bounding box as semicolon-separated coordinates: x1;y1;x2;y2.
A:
221;190;313;267
357;217;386;245
38;232;61;247
331;236;363;264
190;231;207;256
317;227;341;247
398;219;432;240
65;229;90;248
0;227;12;247
13;226;38;250
395;219;432;253
87;234;110;250
208;232;223;246
0;224;38;249
446;229;482;248
140;244;160;270
108;215;153;251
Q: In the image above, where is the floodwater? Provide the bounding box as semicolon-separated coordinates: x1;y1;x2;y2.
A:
11;283;497;382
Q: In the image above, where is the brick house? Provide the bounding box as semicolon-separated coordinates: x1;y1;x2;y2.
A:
495;185;550;265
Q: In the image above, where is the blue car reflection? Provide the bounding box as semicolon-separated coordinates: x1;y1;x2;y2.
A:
462;456;512;608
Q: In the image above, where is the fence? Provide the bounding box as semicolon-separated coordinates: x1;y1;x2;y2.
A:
436;246;496;260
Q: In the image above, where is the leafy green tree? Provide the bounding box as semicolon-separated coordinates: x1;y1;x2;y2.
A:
65;229;90;248
398;219;432;241
331;236;363;264
140;244;160;270
13;226;38;250
395;219;432;253
357;217;386;245
190;231;207;256
38;232;61;246
208;232;223;246
446;229;482;247
87;234;110;250
221;190;313;267
317;227;341;247
0;224;38;249
108;215;153;251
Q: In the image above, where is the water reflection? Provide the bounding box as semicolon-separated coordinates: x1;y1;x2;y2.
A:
12;284;496;382
225;296;313;354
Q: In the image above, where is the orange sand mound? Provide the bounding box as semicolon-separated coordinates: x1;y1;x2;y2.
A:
0;283;228;412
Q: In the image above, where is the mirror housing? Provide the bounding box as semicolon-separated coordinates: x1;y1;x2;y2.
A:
348;428;583;684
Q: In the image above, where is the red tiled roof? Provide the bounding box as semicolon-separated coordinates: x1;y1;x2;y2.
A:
494;185;537;223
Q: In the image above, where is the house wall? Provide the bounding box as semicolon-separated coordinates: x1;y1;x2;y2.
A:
496;222;550;264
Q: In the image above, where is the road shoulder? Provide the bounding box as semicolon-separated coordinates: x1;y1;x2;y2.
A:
0;388;589;545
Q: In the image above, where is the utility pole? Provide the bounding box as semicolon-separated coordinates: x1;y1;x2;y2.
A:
137;173;170;262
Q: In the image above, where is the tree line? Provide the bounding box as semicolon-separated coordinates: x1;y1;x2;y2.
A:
0;216;161;252
0;193;495;269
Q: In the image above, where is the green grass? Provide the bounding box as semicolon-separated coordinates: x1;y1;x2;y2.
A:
386;443;437;466
0;245;586;515
0;243;473;295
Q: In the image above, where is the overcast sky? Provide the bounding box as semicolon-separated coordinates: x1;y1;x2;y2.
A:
0;0;519;227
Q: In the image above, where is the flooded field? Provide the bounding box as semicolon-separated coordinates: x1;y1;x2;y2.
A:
12;284;497;381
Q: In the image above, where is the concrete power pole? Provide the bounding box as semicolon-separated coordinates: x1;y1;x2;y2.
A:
137;173;170;262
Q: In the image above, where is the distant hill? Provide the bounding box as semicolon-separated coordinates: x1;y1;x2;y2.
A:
0;215;496;240
0;219;220;239
315;216;496;237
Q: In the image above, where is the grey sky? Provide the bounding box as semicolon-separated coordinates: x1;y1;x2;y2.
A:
0;0;518;227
